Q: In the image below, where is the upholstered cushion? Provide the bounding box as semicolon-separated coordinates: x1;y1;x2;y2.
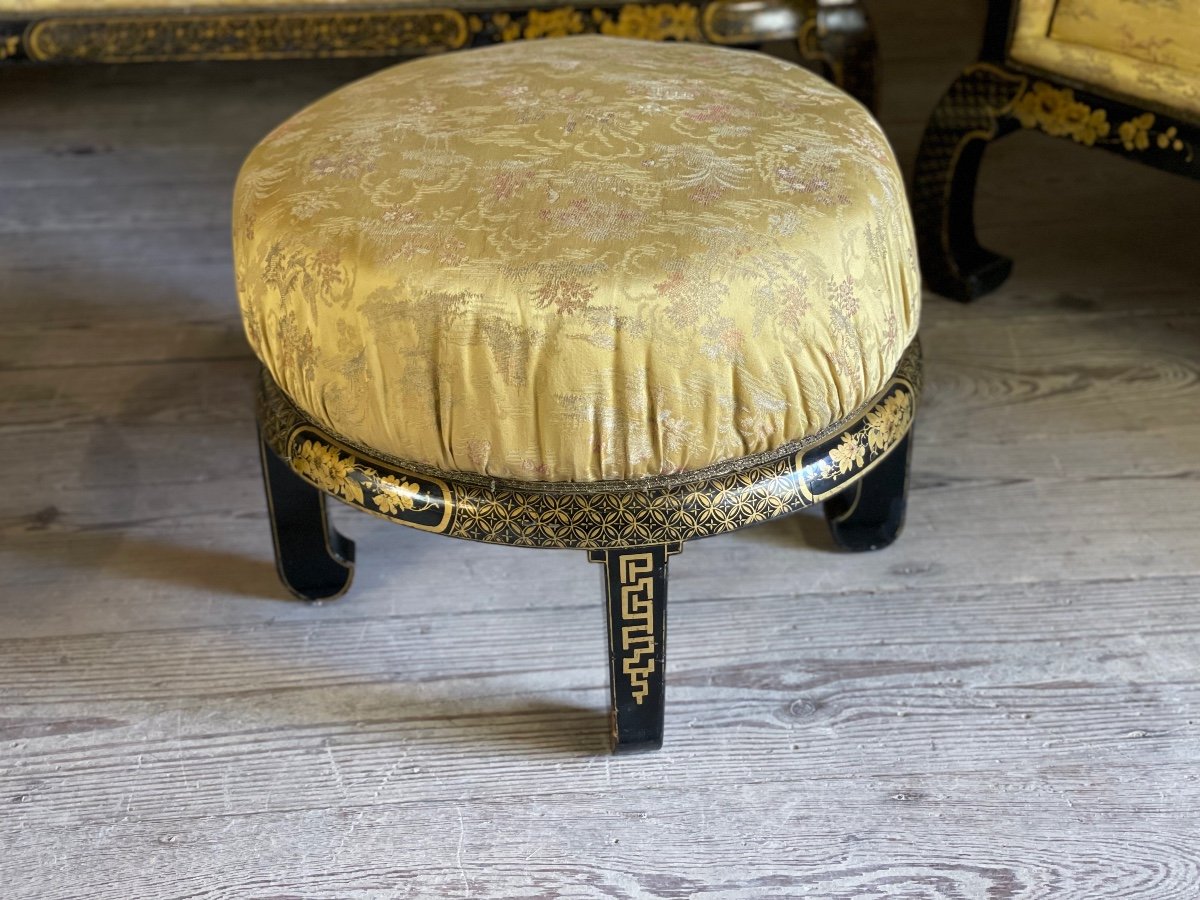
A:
234;36;919;482
1011;0;1200;118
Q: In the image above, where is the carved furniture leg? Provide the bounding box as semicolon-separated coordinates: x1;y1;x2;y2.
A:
824;431;911;551
911;64;1029;302
801;0;879;113
259;432;355;601
589;543;682;753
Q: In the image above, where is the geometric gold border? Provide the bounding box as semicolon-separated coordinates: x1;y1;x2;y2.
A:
258;339;920;549
3;1;815;64
24;10;472;62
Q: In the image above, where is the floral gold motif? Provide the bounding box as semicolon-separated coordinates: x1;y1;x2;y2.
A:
285;435;450;532
1118;112;1154;151
1015;81;1194;161
1155;125;1187;154
257;341;921;550
1013;81;1111;146
0;35;21;61
293;439;363;505
522;7;587;38
476;3;702;43
595;4;702;40
820;389;911;478
373;475;432;516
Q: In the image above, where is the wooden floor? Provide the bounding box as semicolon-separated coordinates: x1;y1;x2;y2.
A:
3;3;1200;896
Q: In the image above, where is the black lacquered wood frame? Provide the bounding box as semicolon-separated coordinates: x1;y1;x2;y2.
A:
257;340;920;551
256;340;919;752
590;543;680;752
0;0;879;110
912;0;1200;302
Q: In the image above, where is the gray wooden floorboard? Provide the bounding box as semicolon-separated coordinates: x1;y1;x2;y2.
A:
2;1;1199;896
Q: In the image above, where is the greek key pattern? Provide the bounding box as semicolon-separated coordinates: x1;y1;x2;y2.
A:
590;542;680;734
617;553;657;704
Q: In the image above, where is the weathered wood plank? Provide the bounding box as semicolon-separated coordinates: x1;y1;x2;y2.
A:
7;805;1197;899
2;575;1198;703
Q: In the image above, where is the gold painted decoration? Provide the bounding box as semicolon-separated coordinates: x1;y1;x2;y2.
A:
1;1;817;64
615;553;657;703
24;9;470;62
595;3;702;40
812;389;910;477
1014;81;1195;161
1012;81;1111;146
469;3;704;43
277;428;455;534
256;340;920;550
0;35;21;61
588;540;680;737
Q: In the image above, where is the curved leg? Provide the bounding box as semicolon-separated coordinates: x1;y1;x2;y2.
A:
824;431;911;551
800;0;879;113
912;64;1028;302
589;543;681;753
259;432;355;602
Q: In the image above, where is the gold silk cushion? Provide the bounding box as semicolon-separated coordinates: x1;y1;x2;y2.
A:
1051;0;1200;77
234;36;919;483
1011;0;1200;118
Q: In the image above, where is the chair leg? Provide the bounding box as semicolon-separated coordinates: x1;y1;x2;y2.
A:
824;432;912;551
912;64;1028;302
259;431;355;601
589;543;681;753
801;0;879;113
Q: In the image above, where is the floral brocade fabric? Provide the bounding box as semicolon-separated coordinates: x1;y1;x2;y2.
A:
1012;0;1200;118
233;36;920;482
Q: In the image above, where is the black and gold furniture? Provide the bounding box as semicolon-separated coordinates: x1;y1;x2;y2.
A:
0;0;880;110
913;0;1200;302
237;37;921;752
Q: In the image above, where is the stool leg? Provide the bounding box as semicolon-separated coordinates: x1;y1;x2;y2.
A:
824;431;912;552
589;543;681;753
259;431;355;601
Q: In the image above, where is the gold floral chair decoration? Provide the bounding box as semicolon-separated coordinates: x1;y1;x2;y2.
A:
912;0;1200;302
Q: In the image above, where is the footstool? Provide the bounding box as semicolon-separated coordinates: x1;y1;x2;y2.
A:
235;36;921;752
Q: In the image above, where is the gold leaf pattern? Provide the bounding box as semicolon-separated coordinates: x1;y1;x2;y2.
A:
595;3;702;40
1013;82;1111;146
1011;0;1200;118
257;344;920;549
292;439;363;505
1014;81;1194;159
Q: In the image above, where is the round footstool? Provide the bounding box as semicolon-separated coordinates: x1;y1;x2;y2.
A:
236;36;921;752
